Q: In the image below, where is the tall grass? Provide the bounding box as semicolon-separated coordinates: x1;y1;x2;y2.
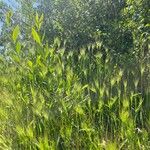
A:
0;14;150;149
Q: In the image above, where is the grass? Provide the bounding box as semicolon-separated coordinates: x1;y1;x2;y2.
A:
0;21;150;150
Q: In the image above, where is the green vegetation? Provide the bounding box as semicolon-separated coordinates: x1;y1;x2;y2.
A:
0;0;150;149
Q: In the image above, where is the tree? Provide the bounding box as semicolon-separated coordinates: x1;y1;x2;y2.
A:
1;0;149;54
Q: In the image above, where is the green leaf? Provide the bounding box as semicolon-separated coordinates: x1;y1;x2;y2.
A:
145;23;150;27
12;25;20;43
16;41;21;54
90;86;96;93
35;12;39;23
82;84;88;90
75;105;84;115
5;11;13;26
32;28;41;45
12;55;20;63
27;60;33;68
39;14;44;22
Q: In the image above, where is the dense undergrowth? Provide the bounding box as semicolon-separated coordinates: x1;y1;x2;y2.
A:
0;13;150;150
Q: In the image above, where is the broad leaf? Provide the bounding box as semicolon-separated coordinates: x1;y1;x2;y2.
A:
32;28;41;45
12;25;20;43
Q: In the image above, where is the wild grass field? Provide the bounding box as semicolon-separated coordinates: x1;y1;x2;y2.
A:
0;0;150;149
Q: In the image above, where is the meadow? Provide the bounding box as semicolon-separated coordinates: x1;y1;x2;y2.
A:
0;23;150;150
0;0;150;149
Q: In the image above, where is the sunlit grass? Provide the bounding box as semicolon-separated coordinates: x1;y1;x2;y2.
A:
0;14;150;149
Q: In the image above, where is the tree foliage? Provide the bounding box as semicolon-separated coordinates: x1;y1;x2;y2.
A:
1;0;149;55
